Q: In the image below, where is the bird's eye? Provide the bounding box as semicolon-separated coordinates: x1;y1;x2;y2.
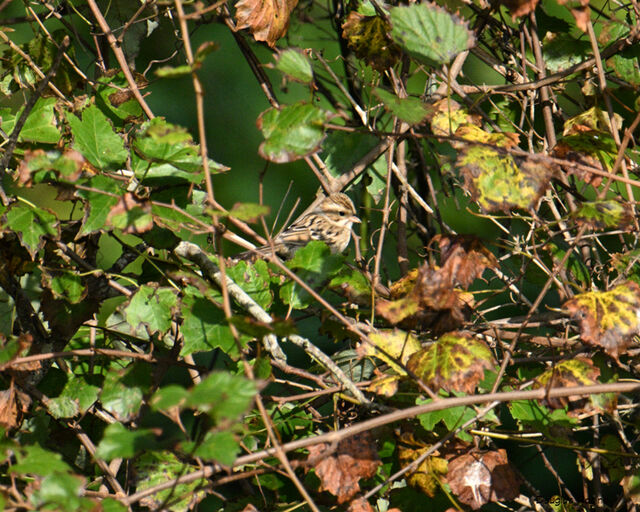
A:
339;211;346;216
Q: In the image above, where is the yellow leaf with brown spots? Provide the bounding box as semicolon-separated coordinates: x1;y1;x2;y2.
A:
407;332;496;394
563;281;640;360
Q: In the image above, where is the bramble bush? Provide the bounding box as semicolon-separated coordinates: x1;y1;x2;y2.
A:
1;0;640;510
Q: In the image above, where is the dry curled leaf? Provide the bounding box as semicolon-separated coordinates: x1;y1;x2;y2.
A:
341;12;400;71
377;235;494;332
235;0;299;47
563;281;640;360
307;432;380;504
446;449;520;510
0;386;21;429
500;0;540;18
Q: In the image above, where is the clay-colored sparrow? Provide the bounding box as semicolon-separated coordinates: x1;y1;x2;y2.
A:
240;193;360;259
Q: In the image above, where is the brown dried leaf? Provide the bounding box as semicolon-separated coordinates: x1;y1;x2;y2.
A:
307;432;380;504
447;449;520;510
347;497;374;512
235;0;299;47
0;386;21;429
434;234;497;289
500;0;540;17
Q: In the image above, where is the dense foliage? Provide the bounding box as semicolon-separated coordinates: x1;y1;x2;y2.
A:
1;0;640;510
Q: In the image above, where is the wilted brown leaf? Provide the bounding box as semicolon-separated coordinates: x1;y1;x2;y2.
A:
307;432;380;504
434;234;498;289
347;497;374;512
235;0;299;47
563;281;640;360
499;0;540;17
0;386;21;429
377;235;493;332
447;449;520;510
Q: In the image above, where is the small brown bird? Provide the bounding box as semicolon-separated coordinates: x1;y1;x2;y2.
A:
240;193;360;260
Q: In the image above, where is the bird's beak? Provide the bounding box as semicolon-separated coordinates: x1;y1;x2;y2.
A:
350;216;361;224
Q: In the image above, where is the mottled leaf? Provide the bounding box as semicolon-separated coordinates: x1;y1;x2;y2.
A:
572;200;633;231
534;357;616;415
457;146;555;212
407;332;496;393
563;281;640;360
342;13;400;71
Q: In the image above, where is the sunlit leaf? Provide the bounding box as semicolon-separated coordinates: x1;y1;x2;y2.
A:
457;146;555;212
125;285;178;335
67;105;127;169
563;281;640;360
275;48;313;83
235;0;299;47
407;332;496;393
358;329;421;375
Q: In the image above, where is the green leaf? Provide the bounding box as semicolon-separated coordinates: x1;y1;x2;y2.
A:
19;97;60;143
133;118;226;183
186;372;257;422
59;374;100;414
181;286;240;356
11;445;71;476
275;48;313;83
95;422;157;460
188;431;239;465
151;385;189;411
76;175;122;235
99;367;145;422
134;452;206;511
389;3;474;65
258;102;328;163
280;241;344;309
374;88;430;125
225;202;271;222
125;285;178;335
67;105;128;169
45;270;86;304
322;131;380;177
96;72;143;121
416;396;475;442
47;396;79;419
226;259;274;310
33;472;88;511
4;202;58;258
155;64;193;78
